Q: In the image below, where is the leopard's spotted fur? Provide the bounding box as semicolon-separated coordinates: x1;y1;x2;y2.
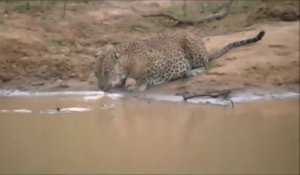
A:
95;31;265;92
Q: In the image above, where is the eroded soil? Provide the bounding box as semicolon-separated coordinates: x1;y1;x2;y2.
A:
0;1;299;94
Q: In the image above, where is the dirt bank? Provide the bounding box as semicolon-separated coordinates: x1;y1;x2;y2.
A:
0;1;299;94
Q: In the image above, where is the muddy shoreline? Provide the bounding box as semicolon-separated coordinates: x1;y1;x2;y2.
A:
1;87;298;106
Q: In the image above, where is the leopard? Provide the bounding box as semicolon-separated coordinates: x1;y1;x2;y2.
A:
95;30;265;92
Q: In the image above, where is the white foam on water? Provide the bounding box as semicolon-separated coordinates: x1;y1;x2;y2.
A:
39;107;91;114
0;108;91;114
83;94;105;101
0;90;105;97
13;109;32;113
61;107;90;112
139;94;184;102
0;90;124;101
0;109;32;114
106;93;123;99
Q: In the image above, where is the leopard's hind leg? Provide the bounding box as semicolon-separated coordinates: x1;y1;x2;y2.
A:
182;35;210;72
126;57;191;91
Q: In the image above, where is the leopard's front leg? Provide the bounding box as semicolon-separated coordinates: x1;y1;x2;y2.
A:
125;78;148;92
186;67;206;77
126;59;169;92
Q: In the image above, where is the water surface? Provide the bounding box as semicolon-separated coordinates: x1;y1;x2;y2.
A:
0;94;299;174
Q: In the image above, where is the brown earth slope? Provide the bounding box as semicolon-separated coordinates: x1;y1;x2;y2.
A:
0;1;299;94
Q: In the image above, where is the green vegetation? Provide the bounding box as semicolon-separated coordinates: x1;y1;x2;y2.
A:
128;22;149;32
4;1;52;13
209;59;223;69
198;3;223;14
50;38;65;54
2;0;105;14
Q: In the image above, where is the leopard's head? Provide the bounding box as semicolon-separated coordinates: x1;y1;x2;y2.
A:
95;47;128;92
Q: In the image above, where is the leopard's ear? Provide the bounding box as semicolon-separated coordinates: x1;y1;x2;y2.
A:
114;52;120;59
94;51;104;60
94;44;115;60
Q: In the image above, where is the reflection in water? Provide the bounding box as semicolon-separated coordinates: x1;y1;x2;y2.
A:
0;96;299;174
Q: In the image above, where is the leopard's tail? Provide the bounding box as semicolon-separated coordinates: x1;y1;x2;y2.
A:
208;31;265;61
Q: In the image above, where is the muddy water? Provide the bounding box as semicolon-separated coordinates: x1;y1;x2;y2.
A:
0;95;299;174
